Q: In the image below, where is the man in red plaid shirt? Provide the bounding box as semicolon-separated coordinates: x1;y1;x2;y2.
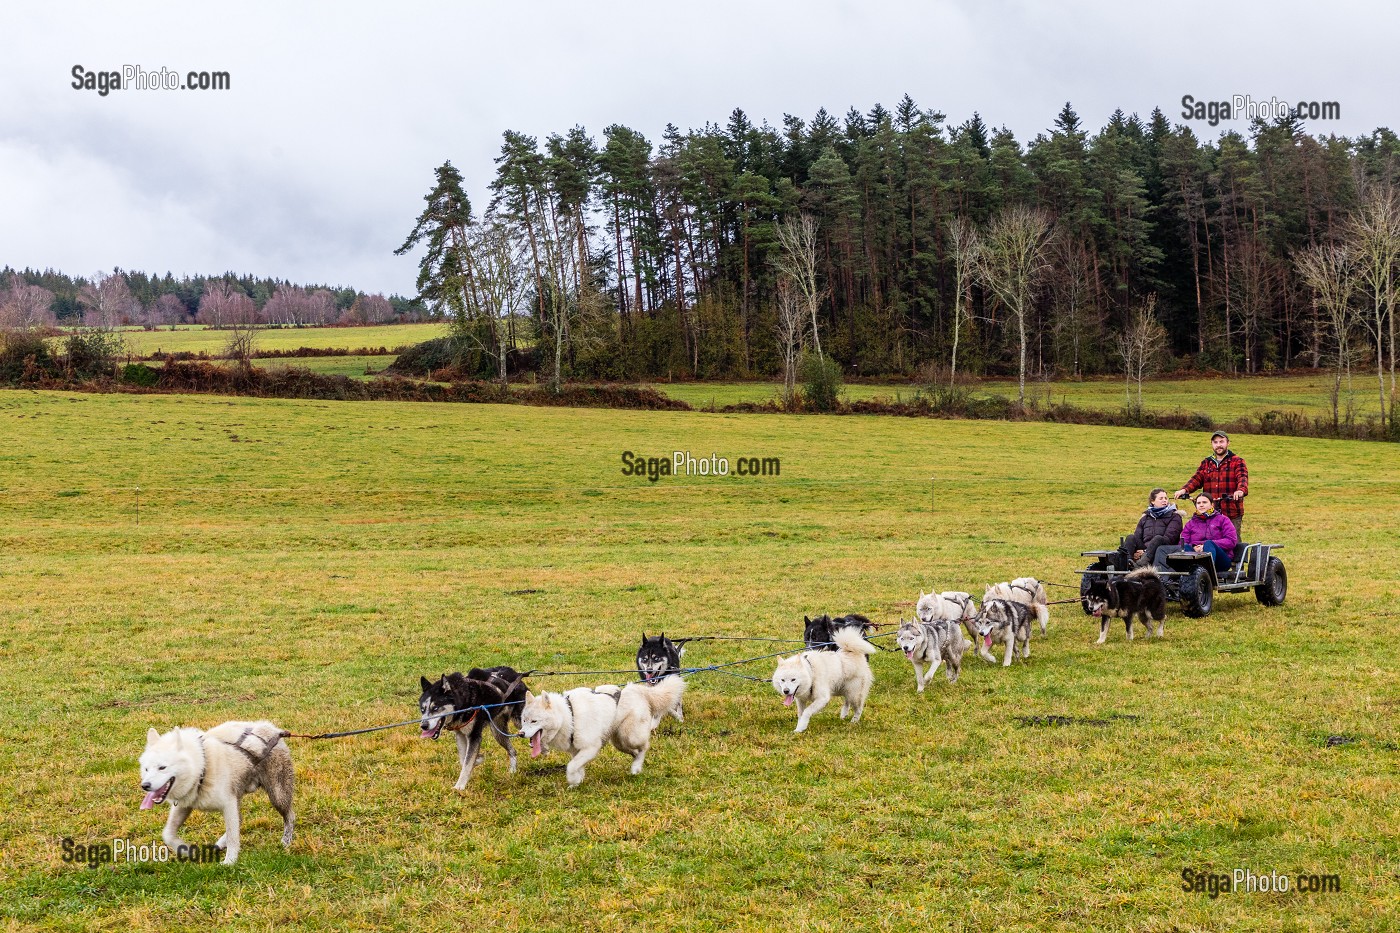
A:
1174;430;1248;537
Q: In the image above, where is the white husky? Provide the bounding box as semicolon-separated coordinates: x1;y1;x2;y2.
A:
770;627;877;733
138;720;294;865
520;677;686;787
984;577;1050;634
915;589;978;645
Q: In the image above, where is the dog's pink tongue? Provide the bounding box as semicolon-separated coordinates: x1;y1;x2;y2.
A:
529;732;543;758
140;791;158;810
782;694;795;707
984;635;992;649
904;649;914;659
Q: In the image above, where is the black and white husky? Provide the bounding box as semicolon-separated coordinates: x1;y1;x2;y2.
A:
973;598;1033;667
803;613;875;650
895;617;970;689
635;633;686;723
418;666;527;790
1083;567;1168;643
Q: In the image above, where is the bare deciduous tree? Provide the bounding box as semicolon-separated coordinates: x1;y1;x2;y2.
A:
1296;243;1362;426
455;219;528;386
199;282;260;364
775;277;808;409
198;281;259;328
341;294;394;325
945;216;980;383
150;293;188;326
774;214;824;360
80;271;139;328
1049;237;1102;378
1225;233;1279;375
977;206;1054;405
0;274;56;329
1117;294;1168;410
1343;183;1400;426
532;203;608;393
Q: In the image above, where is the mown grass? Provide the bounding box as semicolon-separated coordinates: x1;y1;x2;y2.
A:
106;323;448;358
1;390;1396;932
643;374;1389;421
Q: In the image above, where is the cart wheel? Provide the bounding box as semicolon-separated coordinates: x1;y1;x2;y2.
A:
1254;557;1287;606
1180;566;1214;618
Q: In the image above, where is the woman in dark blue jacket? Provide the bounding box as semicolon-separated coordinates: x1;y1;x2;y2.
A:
1118;488;1183;568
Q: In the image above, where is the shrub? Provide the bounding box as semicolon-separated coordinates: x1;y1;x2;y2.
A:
0;328;56;383
384;337;465;376
63;330;124;380
798;352;843;412
120;363;159;387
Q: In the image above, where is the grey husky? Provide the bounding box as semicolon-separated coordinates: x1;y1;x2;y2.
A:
895;617;970;689
973;598;1033;667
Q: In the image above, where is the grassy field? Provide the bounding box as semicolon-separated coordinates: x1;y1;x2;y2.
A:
106;323;448;358
257;355;398;378
642;374;1390;421
1;390;1396;931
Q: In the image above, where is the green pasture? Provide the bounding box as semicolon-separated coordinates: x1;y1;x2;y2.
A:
643;373;1390;421
257;355;398;378
0;390;1395;931
100;322;448;358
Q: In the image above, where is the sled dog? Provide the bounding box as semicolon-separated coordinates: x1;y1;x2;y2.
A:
138;720;294;865
771;627;878;732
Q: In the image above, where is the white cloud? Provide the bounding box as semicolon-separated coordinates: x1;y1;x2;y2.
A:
1;0;1396;295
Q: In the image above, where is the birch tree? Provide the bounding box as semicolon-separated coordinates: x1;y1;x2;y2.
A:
1117;294;1167;410
977;206;1054;405
945;216;980;382
775;277;807;408
774;213;824;359
1296;243;1361;426
1343;183;1400;426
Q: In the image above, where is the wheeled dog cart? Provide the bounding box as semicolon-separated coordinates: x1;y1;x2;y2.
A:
1079;542;1287;618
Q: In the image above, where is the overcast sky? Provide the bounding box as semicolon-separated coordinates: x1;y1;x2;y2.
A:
3;1;1395;297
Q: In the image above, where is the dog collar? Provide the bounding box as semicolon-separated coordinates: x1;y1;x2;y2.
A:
445;708;479;733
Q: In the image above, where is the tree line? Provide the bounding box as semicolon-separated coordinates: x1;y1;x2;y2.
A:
400;97;1400;423
0;268;427;329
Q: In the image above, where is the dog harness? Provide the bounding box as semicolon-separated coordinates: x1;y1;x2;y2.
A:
193;734;208;797
561;689;618;748
221;726;285;764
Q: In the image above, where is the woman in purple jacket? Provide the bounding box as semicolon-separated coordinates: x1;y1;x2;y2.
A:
1154;493;1239;572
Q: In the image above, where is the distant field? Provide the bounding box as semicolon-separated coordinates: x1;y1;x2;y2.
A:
1;390;1396;930
643;374;1387;421
105;323;448;357
257;355;398;378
